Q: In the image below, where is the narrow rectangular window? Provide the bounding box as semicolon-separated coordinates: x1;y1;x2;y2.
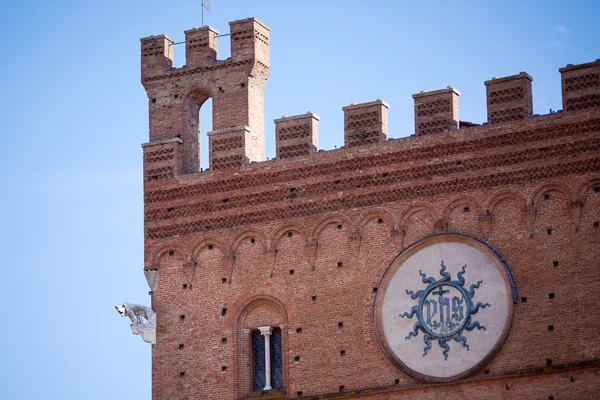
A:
252;331;266;391
252;327;283;391
270;328;283;389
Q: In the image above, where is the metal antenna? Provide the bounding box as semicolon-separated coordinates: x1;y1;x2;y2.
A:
201;0;211;27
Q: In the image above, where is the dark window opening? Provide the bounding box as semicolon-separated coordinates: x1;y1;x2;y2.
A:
252;328;283;391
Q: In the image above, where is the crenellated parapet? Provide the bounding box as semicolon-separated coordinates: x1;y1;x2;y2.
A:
140;20;599;179
343;100;389;147
274;113;319;159
412;87;459;136
560;59;600;112
485;72;533;125
140;18;270;175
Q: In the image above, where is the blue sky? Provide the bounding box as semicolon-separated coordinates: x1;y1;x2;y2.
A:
0;1;598;399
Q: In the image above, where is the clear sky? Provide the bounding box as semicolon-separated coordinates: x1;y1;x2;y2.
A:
0;1;598;399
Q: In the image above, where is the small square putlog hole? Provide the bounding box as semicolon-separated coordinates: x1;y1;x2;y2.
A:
548;325;554;332
549;293;555;300
296;327;302;334
311;295;317;302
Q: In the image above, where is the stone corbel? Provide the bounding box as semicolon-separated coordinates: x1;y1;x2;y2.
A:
144;269;159;294
182;261;196;286
524;205;537;237
434;219;448;233
479;211;493;239
569;200;584;231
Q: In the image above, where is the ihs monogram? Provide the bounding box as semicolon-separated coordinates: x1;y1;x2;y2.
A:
399;262;491;360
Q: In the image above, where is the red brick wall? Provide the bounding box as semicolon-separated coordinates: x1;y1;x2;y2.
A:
139;20;600;400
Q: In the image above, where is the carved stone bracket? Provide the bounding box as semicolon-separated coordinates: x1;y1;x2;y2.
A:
182;261;196;285
569;200;584;231
144;269;159;293
479;211;493;239
434;219;448;233
524;205;537;237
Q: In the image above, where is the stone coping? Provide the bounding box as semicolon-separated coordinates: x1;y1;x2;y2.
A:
412;87;460;98
140;34;174;43
185;26;219;35
141;137;183;147
484;72;533;86
229;17;270;31
559;59;600;72
207;126;251;136
342;99;389;111
274;112;320;123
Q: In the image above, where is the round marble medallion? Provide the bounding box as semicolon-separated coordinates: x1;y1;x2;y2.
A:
374;234;515;382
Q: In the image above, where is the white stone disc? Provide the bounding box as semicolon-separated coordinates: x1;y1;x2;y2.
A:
375;234;515;382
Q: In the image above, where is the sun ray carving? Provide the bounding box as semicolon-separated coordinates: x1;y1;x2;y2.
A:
399;261;491;360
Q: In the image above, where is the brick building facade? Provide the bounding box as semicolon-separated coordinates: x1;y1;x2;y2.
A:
138;17;600;399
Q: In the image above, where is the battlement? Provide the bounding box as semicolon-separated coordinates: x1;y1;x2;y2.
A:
140;17;269;80
140;21;599;180
141;18;270;176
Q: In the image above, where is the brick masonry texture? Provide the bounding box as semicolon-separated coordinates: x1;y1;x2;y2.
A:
139;18;600;400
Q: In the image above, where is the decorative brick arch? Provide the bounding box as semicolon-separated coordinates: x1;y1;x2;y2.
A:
190;236;227;262
354;207;398;236
529;181;575;205
182;86;214;105
310;213;353;240
486;189;527;212
576;176;600;199
268;223;309;249
442;195;483;219
148;242;189;269
231;228;269;254
399;202;437;229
